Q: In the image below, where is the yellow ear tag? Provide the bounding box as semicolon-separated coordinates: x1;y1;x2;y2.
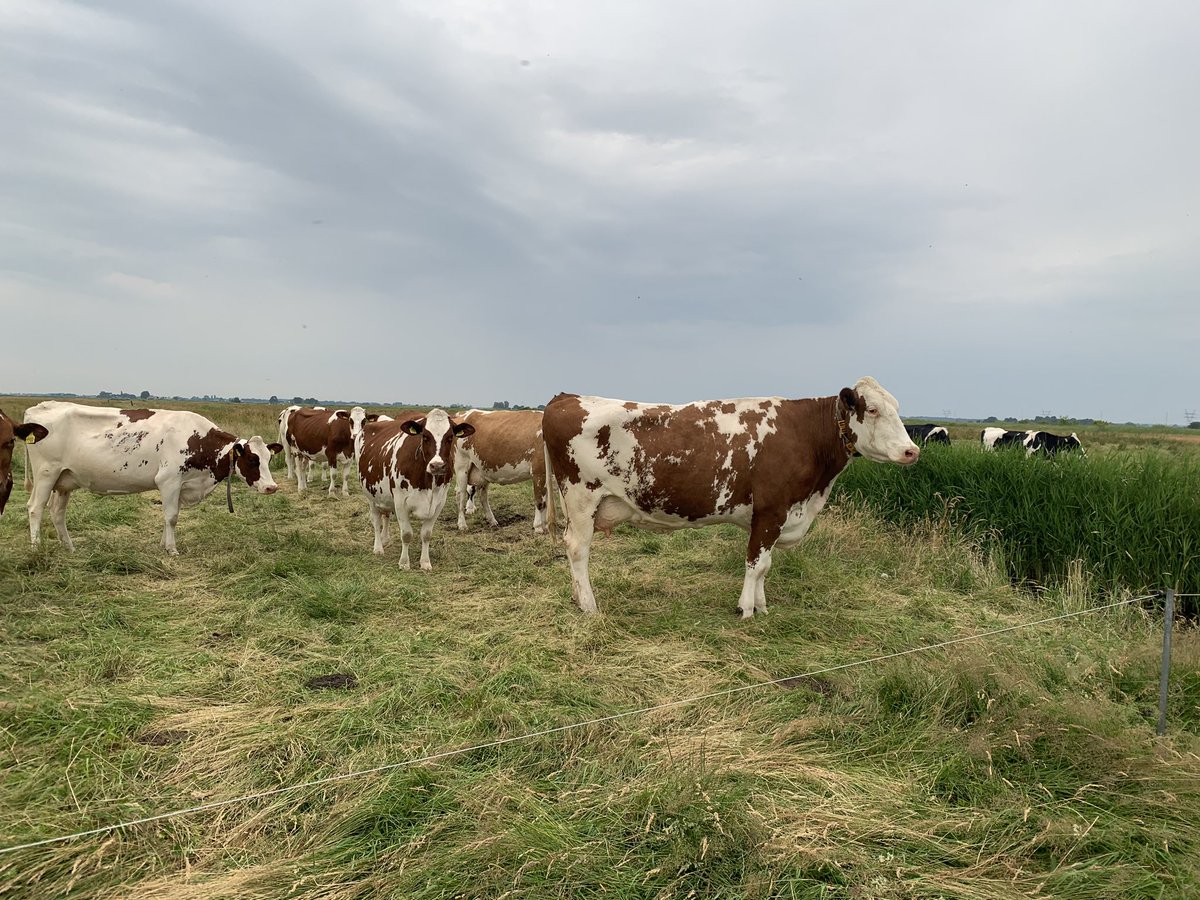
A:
25;434;37;444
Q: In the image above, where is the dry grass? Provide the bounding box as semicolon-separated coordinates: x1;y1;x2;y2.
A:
1;397;1198;899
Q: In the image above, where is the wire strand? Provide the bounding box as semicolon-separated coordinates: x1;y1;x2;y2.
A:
0;594;1156;857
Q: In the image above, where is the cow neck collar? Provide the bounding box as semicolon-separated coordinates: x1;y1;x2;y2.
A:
833;399;858;458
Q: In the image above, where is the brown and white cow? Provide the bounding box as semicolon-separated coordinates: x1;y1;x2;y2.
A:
355;408;474;570
542;376;919;618
453;409;549;533
283;406;362;496
1;407;49;515
23;401;282;554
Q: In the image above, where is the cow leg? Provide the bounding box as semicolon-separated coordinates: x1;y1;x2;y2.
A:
326;456;338;497
157;477;183;555
456;480;469;532
26;470;57;547
369;503;386;554
395;501;414;570
48;490;75;552
739;516;781;619
284;445;295;480
465;484;476;514
477;484;499;528
562;493;601;613
417;515;436;571
532;469;548;535
341;457;351;497
296;456;309;494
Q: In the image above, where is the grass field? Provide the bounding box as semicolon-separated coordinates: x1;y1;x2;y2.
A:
2;397;1199;899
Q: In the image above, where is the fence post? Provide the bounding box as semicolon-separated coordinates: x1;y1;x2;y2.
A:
1156;588;1176;737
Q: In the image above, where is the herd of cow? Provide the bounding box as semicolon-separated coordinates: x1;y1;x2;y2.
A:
0;379;1083;617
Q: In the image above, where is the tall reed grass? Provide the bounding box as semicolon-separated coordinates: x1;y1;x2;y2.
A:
834;443;1200;597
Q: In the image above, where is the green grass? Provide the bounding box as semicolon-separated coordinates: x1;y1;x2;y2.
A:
835;441;1200;599
0;398;1198;898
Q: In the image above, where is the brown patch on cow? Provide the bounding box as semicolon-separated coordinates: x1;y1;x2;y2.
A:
305;673;358;691
121;409;155;422
623;402;638;411
135;729;189;746
839;387;866;423
459;409;545;479
542;393;589;486
180;428;235;480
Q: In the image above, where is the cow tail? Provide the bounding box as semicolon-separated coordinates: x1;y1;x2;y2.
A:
542;438;558;542
23;442;32;492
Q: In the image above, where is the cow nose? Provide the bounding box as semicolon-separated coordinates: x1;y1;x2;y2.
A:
428;459;445;471
903;446;920;463
263;485;278;494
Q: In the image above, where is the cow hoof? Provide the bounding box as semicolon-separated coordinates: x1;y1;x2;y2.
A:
457;524;468;533
420;563;433;572
735;607;754;619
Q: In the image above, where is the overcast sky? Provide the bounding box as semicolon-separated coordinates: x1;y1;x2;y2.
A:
2;1;1197;423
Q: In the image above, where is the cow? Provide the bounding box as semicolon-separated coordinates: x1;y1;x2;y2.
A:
542;376;920;618
355;408;474;570
283;406;360;496
1;408;48;515
453;409;549;533
22;401;282;554
981;427;1028;450
1025;430;1084;456
905;423;951;446
277;405;301;478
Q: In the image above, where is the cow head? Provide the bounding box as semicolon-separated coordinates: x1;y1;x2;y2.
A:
838;377;920;466
348;406;382;442
400;408;476;476
0;416;48;515
232;436;283;493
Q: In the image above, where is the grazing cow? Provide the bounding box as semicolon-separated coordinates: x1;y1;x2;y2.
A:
23;401;282;554
542;376;920;618
284;407;360;496
905;423;951;446
453;409;549;533
355;408;474;570
1025;430;1084;456
1;408;48;515
981;427;1028;450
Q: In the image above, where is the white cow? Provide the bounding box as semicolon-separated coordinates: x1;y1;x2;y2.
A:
24;401;282;554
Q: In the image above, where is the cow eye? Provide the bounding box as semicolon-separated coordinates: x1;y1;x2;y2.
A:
867;407;879;416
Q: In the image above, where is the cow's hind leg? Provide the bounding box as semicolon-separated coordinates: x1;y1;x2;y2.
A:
477;484;499;527
157;476;183;555
532;470;548;535
369;503;386;554
47;490;75;552
562;492;602;613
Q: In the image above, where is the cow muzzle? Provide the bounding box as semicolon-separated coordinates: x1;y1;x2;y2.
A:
427;458;445;473
260;484;279;494
896;445;921;465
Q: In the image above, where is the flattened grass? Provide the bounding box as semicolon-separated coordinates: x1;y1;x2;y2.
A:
0;398;1198;898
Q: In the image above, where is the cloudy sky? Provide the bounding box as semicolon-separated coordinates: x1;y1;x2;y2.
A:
2;1;1197;423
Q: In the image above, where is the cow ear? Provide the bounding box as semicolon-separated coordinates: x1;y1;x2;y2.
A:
453;422;476;438
401;420;424;436
232;441;246;457
365;414;379;423
838;387;862;415
267;442;284;454
15;423;49;444
335;410;350;419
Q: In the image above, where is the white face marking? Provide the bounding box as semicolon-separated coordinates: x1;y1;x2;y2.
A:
844;377;919;465
423;408;453;473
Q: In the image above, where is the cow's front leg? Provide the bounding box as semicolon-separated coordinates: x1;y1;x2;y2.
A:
395;501;414;570
48;490;75;552
477;484;499;527
418;516;436;571
739;516;781;619
327;459;338;497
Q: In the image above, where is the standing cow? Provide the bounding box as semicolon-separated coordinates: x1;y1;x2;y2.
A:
981;427;1028;450
1;408;48;515
542;376;919;618
1025;431;1084;456
453;409;549;533
23;401;282;554
356;408;474;570
905;423;951;446
284;406;360;496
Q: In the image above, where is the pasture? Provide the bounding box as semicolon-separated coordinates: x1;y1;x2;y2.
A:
2;397;1199;899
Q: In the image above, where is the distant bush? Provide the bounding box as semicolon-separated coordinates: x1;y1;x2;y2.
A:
833;444;1200;597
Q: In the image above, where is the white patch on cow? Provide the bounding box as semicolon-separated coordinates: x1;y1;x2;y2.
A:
981;427;1007;449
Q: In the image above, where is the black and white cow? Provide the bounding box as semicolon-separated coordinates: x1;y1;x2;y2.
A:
1025;431;1084;456
981;427;1029;450
905;424;951;446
